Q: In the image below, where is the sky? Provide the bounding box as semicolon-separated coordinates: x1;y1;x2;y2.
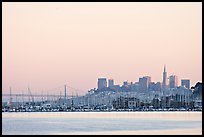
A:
2;2;202;95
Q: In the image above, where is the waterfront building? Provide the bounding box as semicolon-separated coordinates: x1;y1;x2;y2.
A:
112;97;139;109
151;98;160;109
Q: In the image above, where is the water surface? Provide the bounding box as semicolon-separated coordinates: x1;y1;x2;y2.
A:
2;112;202;135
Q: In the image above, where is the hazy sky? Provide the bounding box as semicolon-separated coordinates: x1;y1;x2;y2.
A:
2;2;202;95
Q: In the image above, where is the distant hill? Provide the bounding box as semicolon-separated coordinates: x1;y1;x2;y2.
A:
191;82;202;100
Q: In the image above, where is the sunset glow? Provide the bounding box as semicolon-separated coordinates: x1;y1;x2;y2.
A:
2;2;202;95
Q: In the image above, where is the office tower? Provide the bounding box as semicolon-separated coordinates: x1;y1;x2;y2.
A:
181;79;190;89
97;78;107;90
130;83;139;92
108;79;114;87
162;65;167;90
144;76;151;90
138;77;148;93
169;75;178;89
149;82;155;91
155;82;162;91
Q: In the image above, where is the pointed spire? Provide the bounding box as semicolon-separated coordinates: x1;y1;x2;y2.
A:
164;64;166;72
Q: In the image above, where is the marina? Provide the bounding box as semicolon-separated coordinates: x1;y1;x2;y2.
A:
2;2;202;135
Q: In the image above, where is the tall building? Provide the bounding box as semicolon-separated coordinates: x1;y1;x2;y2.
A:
149;82;156;91
98;78;107;90
149;82;161;91
108;79;114;87
169;75;178;89
155;82;162;91
181;79;190;89
130;83;139;92
138;77;148;93
144;76;151;90
162;65;167;90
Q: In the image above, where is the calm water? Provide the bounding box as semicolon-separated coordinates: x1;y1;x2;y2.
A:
2;112;202;135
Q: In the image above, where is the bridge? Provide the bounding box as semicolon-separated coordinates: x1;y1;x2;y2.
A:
2;83;86;103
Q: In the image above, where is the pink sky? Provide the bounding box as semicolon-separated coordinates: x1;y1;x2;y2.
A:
2;2;202;95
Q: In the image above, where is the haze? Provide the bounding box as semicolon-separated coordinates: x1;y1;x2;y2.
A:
2;2;202;95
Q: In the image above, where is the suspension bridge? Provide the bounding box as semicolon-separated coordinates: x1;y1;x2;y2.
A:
2;83;87;103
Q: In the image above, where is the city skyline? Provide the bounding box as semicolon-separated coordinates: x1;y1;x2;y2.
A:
2;2;202;95
3;65;201;95
96;65;193;90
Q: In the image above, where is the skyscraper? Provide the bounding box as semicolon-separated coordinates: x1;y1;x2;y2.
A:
97;78;107;90
108;79;114;87
181;79;190;89
138;77;148;93
169;75;178;89
144;76;151;90
162;65;167;90
155;82;162;91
